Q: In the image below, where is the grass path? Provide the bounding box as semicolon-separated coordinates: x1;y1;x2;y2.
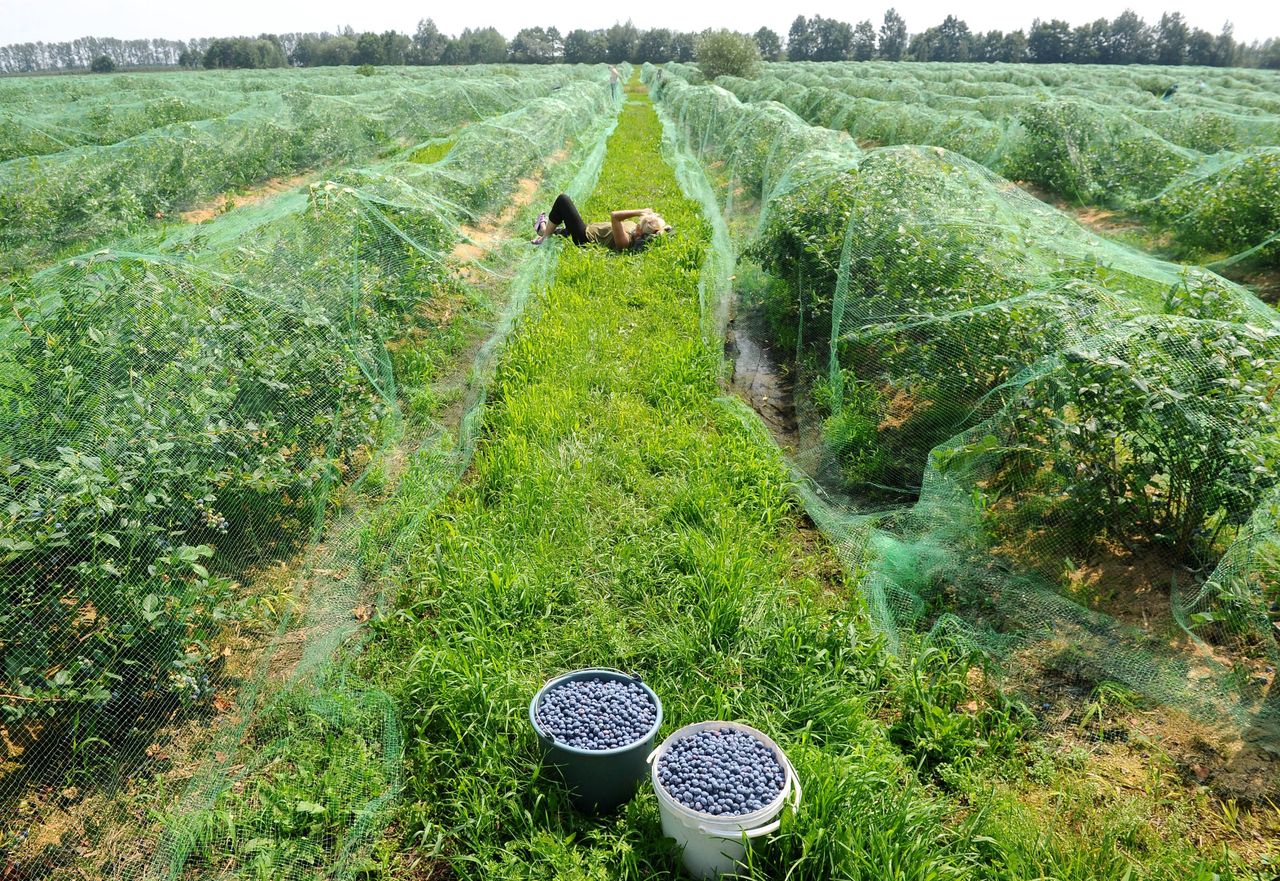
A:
368;85;1271;881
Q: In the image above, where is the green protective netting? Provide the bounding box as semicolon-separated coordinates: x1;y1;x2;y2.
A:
2;66;624;878
0;66;550;162
0;65;610;274
694;62;1280;270
646;65;1279;759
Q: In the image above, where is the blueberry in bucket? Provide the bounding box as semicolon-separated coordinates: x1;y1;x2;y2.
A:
535;676;658;750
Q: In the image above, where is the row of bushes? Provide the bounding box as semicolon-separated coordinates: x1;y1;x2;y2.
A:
0;79;616;770
0;70;594;274
716;68;1280;267
649;68;1280;659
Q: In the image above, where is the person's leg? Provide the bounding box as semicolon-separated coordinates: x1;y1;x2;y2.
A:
548;193;588;245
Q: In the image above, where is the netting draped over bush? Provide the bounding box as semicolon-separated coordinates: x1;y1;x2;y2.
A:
647;64;1279;753
705;61;1280;269
2;68;623;878
0;65;606;274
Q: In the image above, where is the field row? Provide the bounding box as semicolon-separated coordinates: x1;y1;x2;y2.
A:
0;65;610;274
680;61;1280;268
0;64;550;159
0;71;621;871
647;64;1280;751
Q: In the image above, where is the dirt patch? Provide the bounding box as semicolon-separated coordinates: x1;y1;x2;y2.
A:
1020;657;1280;808
986;517;1279;801
1058;541;1186;635
1008;721;1280;865
451;149;569;269
725;314;798;449
1233;266;1280;304
876;384;925;433
1073;205;1144;234
1;696;232;880
180;173;313;224
1011;180;1179;253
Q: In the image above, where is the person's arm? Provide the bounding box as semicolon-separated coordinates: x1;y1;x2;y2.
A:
610;208;651;248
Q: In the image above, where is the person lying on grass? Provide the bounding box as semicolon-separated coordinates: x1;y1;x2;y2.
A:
531;192;670;251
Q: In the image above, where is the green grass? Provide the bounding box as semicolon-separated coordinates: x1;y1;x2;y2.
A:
362;86;1276;880
409;139;456;165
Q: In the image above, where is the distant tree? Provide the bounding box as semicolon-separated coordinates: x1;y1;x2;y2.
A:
811;16;854;61
1002;29;1029;63
1186;28;1216;66
511;27;562;63
176;48;199;68
443;27;508;64
671;31;698;62
1106;10;1154;64
605;20;638;63
1156;12;1189;65
202;36;286;69
973;30;1004;62
315;35;357;66
563;29;607;64
1028;19;1073;63
911;15;972;62
754;27;782;61
410;18;449;65
90;54;115;72
1213;22;1238;67
787;16;814;61
1260;37;1280;69
353;32;384;66
635;29;673;63
938;15;973;61
380;30;411;65
1072;18;1110;64
879;8;908;61
695;29;761;80
907;30;934;62
288;34;316;66
852;20;877;61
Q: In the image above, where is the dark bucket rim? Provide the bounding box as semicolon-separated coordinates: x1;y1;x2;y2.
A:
529;667;664;757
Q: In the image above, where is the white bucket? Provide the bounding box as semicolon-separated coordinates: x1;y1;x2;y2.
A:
646;721;801;879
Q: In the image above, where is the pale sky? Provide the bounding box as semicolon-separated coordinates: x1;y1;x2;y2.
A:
2;0;1278;46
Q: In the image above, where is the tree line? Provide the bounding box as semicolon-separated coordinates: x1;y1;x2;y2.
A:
809;10;1260;66
3;10;1279;75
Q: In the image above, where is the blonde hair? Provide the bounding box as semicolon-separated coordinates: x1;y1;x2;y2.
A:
636;213;667;237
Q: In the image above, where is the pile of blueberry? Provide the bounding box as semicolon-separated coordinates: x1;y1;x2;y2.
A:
657;727;785;816
535;677;658;750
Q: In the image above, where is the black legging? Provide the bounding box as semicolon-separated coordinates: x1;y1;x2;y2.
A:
548;193;588;246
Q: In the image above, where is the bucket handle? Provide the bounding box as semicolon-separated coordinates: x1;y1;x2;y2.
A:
784;752;802;812
699;818;781;840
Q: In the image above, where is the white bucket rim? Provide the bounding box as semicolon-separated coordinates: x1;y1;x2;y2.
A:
646;720;801;829
528;667;664;756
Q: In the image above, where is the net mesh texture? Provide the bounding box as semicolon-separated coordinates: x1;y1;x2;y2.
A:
2;63;625;879
697;61;1280;272
645;62;1279;774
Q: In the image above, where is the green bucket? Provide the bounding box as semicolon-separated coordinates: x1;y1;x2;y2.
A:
529;668;663;813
